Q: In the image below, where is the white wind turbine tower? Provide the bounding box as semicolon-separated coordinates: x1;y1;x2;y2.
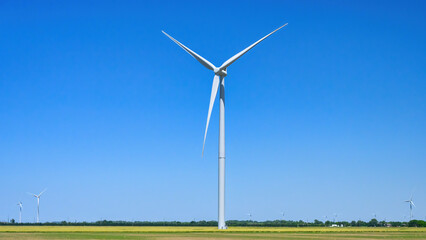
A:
17;202;23;224
404;195;415;220
28;189;46;223
163;24;287;230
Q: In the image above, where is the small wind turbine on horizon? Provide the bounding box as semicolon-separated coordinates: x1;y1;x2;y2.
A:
162;24;287;229
404;195;415;220
280;212;285;220
247;213;252;221
372;213;377;227
17;202;23;224
28;189;46;223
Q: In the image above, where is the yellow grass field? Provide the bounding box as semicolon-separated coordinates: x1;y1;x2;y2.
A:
0;226;425;239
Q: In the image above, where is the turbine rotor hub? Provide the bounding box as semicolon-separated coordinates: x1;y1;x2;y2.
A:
214;68;227;77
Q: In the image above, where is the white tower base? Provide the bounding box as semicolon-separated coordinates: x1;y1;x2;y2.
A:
218;77;227;230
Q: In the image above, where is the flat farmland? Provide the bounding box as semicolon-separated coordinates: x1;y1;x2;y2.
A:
0;226;425;239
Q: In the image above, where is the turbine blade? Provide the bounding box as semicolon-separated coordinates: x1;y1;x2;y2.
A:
219;23;287;70
411;201;416;207
27;192;37;197
202;75;220;156
38;188;47;196
162;31;216;71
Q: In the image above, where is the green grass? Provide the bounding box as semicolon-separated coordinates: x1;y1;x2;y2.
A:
0;226;425;239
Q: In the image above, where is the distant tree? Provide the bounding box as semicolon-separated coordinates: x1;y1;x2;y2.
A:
314;219;323;226
368;218;378;227
356;220;366;226
343;221;350;227
10;219;15;224
409;220;426;227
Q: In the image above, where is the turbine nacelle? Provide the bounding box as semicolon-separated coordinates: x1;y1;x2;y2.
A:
214;68;227;77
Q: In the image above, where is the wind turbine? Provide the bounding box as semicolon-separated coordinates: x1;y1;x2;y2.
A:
28;189;46;223
372;213;377;227
404;195;415;220
163;24;287;230
17;202;23;224
280;211;285;220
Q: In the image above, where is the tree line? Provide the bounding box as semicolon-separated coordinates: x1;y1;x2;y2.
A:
1;219;425;227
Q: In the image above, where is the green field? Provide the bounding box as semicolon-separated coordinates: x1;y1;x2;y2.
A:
1;226;425;239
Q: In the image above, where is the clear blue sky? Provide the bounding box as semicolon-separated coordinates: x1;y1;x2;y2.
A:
0;0;425;223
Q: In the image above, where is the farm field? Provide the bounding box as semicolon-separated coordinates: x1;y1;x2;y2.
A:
0;226;425;239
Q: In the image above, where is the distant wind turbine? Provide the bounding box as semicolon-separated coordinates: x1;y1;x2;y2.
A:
162;24;287;229
404;195;415;220
28;189;46;223
372;213;377;227
281;212;285;220
17;202;23;224
247;213;252;221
